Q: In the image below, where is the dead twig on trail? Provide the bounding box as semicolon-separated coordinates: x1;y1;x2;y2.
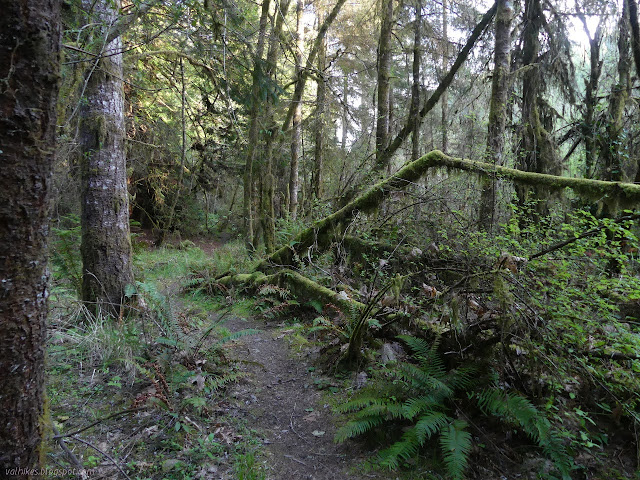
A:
53;407;148;439
68;435;132;480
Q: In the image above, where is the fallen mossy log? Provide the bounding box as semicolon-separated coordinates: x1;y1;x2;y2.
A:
216;268;365;314
259;150;640;270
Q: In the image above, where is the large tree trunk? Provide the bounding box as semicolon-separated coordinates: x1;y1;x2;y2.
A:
375;0;394;171
0;0;60;472
517;0;559;212
260;0;292;253
243;0;271;248
289;0;305;219
479;0;513;230
80;0;134;316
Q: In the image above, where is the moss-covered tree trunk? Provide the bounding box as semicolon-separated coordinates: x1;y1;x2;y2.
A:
289;0;305;220
577;12;603;179
0;0;60;472
440;0;449;152
259;0;291;253
479;0;513;230
313;14;327;201
375;0;394;171
80;0;134;315
517;0;559;212
410;0;422;161
243;0;271;248
259;150;640;271
600;1;631;184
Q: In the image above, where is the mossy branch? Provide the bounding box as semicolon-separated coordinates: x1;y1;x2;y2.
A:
217;269;364;314
259;151;640;270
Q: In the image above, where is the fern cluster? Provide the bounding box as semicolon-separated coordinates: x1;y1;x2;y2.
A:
335;335;572;479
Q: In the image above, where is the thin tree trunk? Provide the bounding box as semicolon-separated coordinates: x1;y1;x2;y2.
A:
80;0;134;315
313;13;327;201
479;0;513;230
282;0;348;132
628;0;640;183
601;0;631;184
342;74;349;151
290;0;305;220
161;58;188;242
374;2;497;172
375;0;394;170
577;11;603;179
243;0;271;248
410;0;422;161
441;0;449;152
0;1;60;472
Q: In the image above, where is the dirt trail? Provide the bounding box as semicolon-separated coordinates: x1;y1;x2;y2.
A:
223;314;383;480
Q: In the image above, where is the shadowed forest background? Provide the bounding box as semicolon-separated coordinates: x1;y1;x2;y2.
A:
2;0;640;478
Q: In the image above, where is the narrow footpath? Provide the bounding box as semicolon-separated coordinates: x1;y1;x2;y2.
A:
223;314;383;480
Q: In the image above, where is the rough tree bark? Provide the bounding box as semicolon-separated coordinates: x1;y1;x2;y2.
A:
289;0;305;219
375;0;394;171
79;0;134;316
479;0;513;230
0;0;60;472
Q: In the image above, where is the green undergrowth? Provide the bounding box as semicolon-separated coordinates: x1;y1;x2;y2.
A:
45;243;265;479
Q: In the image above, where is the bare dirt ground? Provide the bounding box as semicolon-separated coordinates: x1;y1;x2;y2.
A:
222;313;384;480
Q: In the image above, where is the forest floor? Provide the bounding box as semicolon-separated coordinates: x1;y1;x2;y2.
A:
45;236;640;480
218;312;383;480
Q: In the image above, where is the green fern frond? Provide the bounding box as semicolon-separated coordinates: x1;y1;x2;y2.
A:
439;420;472;480
402;395;443;420
475;388;572;478
414;411;451;443
334;416;385;442
447;365;479;391
397;334;435;358
393;363;454;397
258;284;291;300
335;395;388;414
377;430;421;469
208;371;247;391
